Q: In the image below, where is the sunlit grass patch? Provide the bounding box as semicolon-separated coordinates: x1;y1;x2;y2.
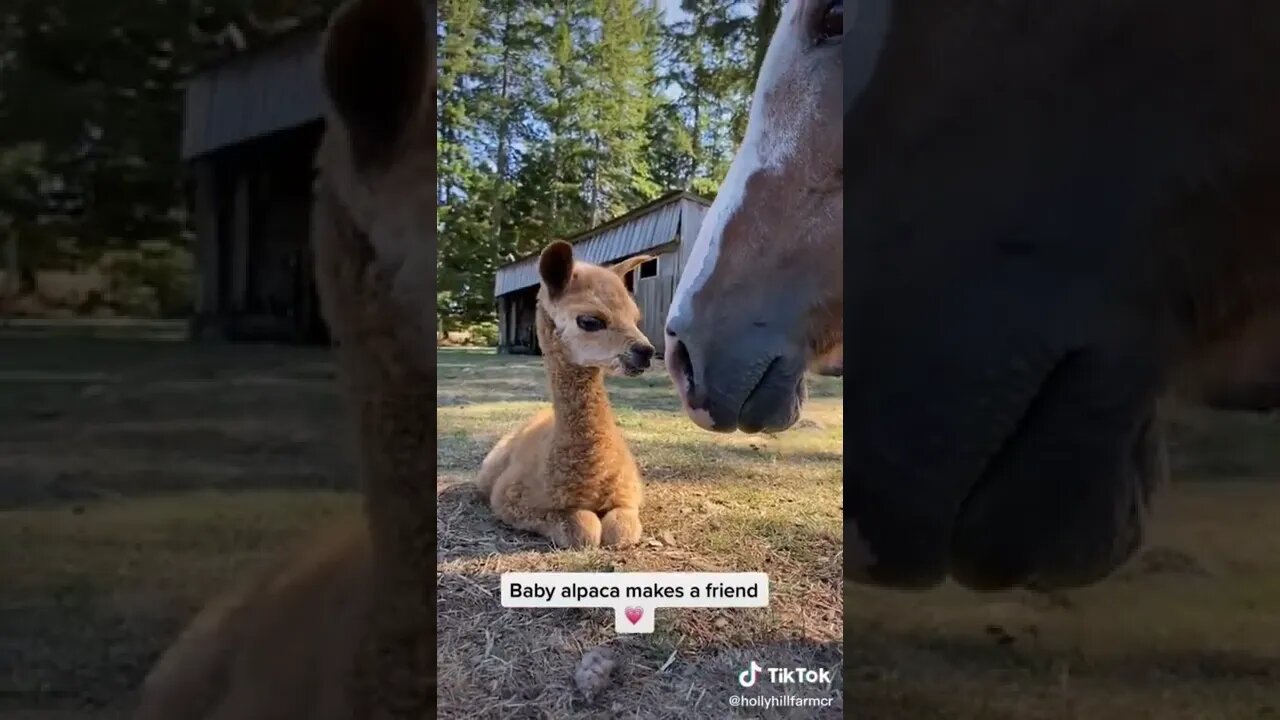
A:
435;347;844;717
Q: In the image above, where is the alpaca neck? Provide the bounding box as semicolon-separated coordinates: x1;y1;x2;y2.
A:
537;308;617;449
315;177;435;583
312;174;435;711
342;360;434;565
338;357;435;711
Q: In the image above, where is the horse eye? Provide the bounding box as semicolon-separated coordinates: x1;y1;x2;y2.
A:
576;315;607;332
816;0;843;43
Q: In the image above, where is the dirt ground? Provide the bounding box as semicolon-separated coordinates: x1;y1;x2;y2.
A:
2;336;1279;718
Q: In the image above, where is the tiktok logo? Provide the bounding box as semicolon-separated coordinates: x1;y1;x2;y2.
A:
738;661;763;687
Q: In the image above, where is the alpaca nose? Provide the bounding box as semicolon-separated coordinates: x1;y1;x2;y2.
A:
630;343;655;369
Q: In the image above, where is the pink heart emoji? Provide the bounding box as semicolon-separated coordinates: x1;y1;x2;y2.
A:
624;607;644;625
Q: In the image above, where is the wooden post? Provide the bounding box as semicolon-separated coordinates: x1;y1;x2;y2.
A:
496;295;509;353
3;231;18;299
231;169;251;314
190;160;220;337
528;293;541;355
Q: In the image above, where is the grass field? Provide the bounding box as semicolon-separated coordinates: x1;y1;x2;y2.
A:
0;336;357;720
2;337;1279;718
436;348;843;718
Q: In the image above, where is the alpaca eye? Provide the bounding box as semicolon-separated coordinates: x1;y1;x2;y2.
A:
816;0;843;44
576;315;607;332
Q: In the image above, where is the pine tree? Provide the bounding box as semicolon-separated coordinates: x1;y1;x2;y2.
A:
579;0;662;225
752;0;782;80
437;0;492;328
434;0;760;328
660;0;753;198
0;0;343;303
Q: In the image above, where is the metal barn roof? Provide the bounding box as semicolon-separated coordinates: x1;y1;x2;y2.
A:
493;191;710;297
181;2;439;161
181;27;326;160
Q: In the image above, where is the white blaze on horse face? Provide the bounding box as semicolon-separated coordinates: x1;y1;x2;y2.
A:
666;0;891;335
667;1;806;331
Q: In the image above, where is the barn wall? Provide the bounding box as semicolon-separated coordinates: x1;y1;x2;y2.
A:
497;295;511;352
675;198;709;277
190;124;325;342
230;172;252;313
631;198;709;356
190;159;220;335
247;138;315;320
492;191;710;298
496;288;540;354
657;246;678;280
635;273;674;356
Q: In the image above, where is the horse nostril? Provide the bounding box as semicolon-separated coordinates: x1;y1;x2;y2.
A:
664;325;677;338
631;344;654;367
667;338;702;405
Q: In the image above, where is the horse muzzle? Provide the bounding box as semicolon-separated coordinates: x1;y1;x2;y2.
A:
665;328;807;434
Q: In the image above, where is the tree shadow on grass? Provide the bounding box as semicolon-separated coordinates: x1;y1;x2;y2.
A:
0;581;177;715
846;622;1280;719
438;431;843;489
1;338;356;511
435;481;564;562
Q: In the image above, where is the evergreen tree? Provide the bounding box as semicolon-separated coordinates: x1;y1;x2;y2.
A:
579;0;662;225
0;0;343;300
437;0;492;328
660;0;752;197
426;0;760;329
753;0;782;79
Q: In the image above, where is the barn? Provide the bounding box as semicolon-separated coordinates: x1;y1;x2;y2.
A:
493;191;710;356
180;24;329;342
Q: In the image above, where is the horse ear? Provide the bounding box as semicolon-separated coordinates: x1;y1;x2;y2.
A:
539;241;575;299
611;255;655;280
321;0;427;167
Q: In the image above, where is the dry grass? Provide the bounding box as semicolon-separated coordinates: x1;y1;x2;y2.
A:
436;348;844;718
0;339;844;718
0;336;357;718
4;337;1280;719
848;404;1280;720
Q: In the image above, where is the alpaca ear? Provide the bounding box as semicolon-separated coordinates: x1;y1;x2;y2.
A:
611;254;655;279
321;0;427;168
539;241;575;299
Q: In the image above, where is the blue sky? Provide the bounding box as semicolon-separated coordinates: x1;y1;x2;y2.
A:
659;1;759;26
659;0;690;23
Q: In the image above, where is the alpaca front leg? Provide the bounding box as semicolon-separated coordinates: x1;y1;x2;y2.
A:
550;510;603;549
601;508;642;548
494;499;602;549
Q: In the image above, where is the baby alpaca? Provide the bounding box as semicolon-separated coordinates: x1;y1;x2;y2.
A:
477;241;656;549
